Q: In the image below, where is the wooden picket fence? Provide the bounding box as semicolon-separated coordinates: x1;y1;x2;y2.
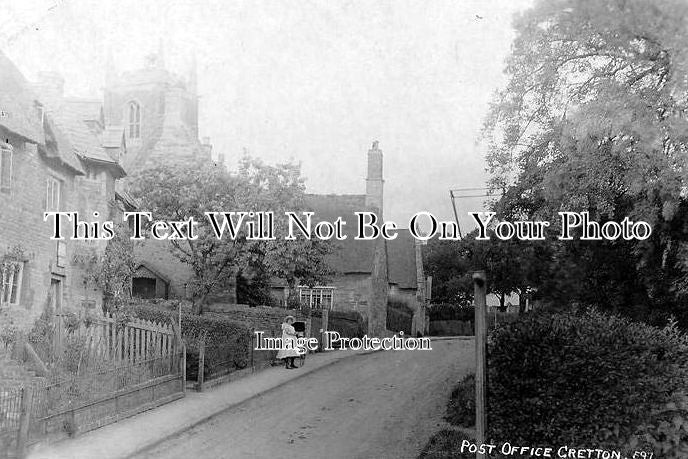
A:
78;312;176;363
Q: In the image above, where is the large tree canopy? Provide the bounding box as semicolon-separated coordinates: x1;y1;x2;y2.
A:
131;156;333;313
483;0;688;323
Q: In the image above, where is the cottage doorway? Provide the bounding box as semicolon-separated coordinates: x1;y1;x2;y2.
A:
132;277;156;299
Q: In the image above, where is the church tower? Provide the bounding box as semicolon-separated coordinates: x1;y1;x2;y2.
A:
365;141;384;215
103;45;209;172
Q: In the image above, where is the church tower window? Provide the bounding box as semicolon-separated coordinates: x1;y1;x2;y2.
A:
128;101;141;138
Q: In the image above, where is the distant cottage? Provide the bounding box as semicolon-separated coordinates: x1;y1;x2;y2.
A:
270;143;431;336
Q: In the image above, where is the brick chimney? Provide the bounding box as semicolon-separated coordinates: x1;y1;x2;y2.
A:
365;140;384;215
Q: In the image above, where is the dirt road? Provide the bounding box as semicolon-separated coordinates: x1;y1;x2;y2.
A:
136;338;474;459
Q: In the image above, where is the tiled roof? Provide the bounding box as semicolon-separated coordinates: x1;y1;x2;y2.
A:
63;98;102;122
387;229;418;289
0;51;44;143
115;189;140;210
50;99;125;177
40;114;85;174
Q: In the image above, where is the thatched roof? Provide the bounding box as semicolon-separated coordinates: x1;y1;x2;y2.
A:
387;229;419;289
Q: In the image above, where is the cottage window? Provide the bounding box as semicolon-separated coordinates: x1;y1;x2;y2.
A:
128;102;141;138
56;241;67;268
46;176;61;211
1;260;23;306
0;142;12;191
298;286;335;310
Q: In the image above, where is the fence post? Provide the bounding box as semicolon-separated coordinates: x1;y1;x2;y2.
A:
473;271;488;459
197;333;206;392
182;344;187;394
320;309;329;351
250;328;255;371
305;316;312;354
16;385;33;458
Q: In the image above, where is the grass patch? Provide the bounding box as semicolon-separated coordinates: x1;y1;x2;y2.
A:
418;430;475;459
446;374;475;428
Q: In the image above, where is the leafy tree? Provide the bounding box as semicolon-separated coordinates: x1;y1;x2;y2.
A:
131;156;334;313
235;156;335;302
131;160;243;314
425;231;546;310
94;223;136;313
424;238;473;305
482;0;688;322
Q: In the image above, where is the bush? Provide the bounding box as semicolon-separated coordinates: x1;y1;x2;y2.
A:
386;298;413;335
429;303;474;322
446;373;475;427
301;308;367;338
418;430;475;459
488;309;688;456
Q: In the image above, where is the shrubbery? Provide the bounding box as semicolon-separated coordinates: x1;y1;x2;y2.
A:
488;310;688;457
303;308;367;338
429;303;474;322
128;303;252;381
386;298;413;335
446;373;475;427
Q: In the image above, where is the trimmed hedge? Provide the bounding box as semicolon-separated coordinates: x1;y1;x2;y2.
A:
488;309;688;457
302;308;367;338
429;304;475;322
128;303;253;381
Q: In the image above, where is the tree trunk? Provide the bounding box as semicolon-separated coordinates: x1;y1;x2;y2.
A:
192;293;209;315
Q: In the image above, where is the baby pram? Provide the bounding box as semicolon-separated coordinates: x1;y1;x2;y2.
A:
292;320;307;367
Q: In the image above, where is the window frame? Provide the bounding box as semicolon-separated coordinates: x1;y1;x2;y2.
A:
1;260;24;306
46;175;61;212
127;101;141;139
56;241;67;268
297;286;335;310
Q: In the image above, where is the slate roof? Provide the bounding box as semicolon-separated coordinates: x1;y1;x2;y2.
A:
40;112;85;175
134;263;170;283
387;229;418;289
0;51;44;143
49;99;126;177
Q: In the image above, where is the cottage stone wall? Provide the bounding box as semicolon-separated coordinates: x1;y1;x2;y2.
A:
0;131;111;330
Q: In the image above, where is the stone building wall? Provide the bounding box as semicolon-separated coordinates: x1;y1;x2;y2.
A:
0;131;86;330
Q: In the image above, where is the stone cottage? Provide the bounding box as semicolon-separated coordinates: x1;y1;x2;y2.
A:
270;142;430;336
0;52;129;334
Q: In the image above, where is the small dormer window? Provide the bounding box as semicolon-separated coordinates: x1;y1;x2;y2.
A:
128;101;141;138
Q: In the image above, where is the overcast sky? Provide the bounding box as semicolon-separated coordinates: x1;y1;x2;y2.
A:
1;0;532;232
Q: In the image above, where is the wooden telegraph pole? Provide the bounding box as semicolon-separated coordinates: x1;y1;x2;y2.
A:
473;270;488;459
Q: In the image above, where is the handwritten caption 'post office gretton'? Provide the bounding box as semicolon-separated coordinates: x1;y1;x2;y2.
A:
43;211;652;242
